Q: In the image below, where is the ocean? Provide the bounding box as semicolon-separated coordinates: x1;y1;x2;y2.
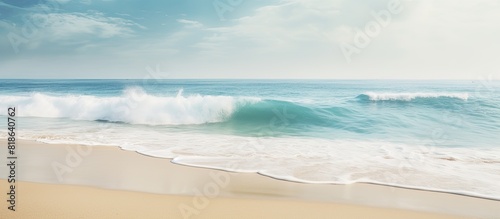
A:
1;79;499;199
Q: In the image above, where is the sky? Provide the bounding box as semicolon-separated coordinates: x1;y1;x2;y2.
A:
0;0;499;79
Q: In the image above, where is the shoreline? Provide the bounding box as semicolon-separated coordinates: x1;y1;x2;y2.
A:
1;139;499;218
170;157;500;202
21;137;500;202
37;138;500;202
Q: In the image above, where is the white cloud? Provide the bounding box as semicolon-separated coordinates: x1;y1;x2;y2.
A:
166;0;500;79
0;1;25;9
53;0;72;3
30;12;143;40
177;19;203;28
3;0;500;79
209;0;342;46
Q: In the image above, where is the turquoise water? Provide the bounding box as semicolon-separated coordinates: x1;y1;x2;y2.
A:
1;80;499;199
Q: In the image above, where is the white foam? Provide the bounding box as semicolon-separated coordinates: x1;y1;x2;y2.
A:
0;87;261;125
363;92;469;101
13;125;500;200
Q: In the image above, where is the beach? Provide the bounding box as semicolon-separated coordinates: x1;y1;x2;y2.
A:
1;140;499;219
2;0;500;217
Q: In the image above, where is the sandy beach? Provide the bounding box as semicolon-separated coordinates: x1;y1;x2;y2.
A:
1;140;499;219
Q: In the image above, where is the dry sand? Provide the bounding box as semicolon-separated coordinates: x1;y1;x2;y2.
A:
0;180;467;219
0;140;498;219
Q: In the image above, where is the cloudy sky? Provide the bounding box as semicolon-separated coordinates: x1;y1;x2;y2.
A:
0;0;499;79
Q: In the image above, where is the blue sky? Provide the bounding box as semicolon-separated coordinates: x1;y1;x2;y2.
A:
0;0;499;79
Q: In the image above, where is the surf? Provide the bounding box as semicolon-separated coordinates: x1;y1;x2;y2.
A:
0;87;261;125
357;92;469;101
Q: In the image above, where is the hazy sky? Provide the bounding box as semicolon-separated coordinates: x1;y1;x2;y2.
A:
0;0;499;79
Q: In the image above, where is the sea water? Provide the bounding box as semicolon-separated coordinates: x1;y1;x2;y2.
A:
0;79;499;199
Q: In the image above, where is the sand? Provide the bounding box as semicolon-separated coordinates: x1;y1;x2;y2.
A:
0;140;499;219
0;180;468;219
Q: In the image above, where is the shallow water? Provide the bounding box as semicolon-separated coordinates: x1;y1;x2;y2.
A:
1;79;499;199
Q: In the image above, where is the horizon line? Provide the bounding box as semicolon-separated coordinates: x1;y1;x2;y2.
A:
0;78;491;81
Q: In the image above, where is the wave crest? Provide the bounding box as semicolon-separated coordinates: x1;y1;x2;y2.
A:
0;87;261;125
358;92;469;101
